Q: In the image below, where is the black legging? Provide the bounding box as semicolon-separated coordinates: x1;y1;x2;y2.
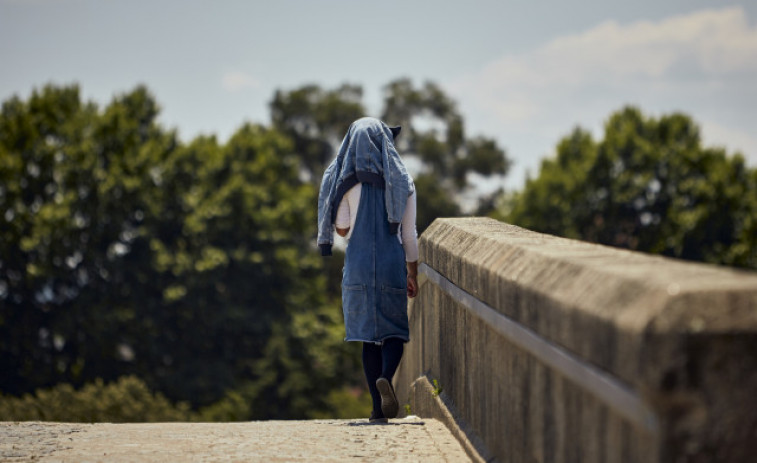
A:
362;338;404;414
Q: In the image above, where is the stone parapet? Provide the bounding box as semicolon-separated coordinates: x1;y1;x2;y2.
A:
394;217;757;463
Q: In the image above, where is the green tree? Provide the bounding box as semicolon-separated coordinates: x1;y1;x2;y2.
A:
270;78;512;233
0;376;194;422
128;122;329;406
0;84;172;395
270;83;365;182
381;78;510;187
0;84;360;418
505;106;757;269
381;78;511;232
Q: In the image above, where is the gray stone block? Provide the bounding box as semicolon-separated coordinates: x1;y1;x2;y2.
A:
395;217;757;463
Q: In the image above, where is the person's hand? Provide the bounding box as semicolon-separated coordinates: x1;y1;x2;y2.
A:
406;261;418;298
407;274;418;298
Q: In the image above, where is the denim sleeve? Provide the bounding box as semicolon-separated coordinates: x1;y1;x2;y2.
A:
381;135;410;229
317;161;338;255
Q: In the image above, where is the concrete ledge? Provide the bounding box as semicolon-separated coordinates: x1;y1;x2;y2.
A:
405;375;491;463
395;217;757;463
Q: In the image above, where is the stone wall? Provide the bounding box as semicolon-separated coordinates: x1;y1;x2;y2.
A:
394;217;757;463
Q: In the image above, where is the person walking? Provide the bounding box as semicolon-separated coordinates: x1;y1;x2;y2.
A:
318;117;418;423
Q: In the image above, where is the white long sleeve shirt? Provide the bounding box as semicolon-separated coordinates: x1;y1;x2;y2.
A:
335;184;418;262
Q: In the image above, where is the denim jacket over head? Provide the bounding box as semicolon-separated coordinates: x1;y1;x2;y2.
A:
317;117;414;256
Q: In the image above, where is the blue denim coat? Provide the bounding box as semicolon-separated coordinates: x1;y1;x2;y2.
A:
342;183;409;342
317;117;414;256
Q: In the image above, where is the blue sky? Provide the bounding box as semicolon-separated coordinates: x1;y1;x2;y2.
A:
2;0;756;191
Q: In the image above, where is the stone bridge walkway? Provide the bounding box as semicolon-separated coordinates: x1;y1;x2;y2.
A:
1;417;471;462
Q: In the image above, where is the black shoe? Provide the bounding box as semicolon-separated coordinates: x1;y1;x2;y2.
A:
369;410;388;423
376;377;398;419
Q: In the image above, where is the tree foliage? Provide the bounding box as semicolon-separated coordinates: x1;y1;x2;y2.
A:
0;376;194;422
4;83;755;423
0;84;362;419
271;78;512;233
270;83;365;182
381;78;510;188
381;78;511;232
505;107;757;269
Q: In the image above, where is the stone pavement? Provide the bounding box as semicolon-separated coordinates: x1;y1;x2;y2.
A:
0;417;471;462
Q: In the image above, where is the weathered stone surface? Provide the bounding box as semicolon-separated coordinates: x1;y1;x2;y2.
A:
0;418;471;462
395;217;757;463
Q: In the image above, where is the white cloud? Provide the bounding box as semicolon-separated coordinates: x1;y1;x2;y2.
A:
447;7;757;188
542;8;757;79
472;8;757;95
221;71;261;93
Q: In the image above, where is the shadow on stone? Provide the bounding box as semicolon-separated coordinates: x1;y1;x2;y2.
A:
346;421;426;427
